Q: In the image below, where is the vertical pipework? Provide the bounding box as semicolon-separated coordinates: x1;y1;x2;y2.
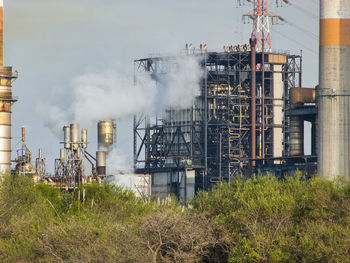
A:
318;0;350;179
21;127;25;143
250;38;257;166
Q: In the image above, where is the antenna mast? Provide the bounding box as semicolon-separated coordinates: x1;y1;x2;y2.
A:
238;0;288;51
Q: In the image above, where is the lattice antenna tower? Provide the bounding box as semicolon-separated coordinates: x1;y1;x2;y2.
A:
237;0;289;51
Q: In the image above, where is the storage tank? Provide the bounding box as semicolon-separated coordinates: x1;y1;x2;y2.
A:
318;0;350;179
70;124;80;150
97;120;115;151
96;151;106;176
63;126;71;149
60;148;65;163
289;116;304;156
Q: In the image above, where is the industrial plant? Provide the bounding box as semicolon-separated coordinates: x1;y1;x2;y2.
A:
133;0;319;202
0;0;349;203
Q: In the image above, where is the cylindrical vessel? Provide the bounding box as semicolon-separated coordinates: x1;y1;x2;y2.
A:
81;129;87;149
96;151;106;176
0;4;16;174
21;127;25;143
0;66;14;174
290;88;316;106
63;126;71;149
0;0;3;66
289;116;304;156
60;148;65;163
97;120;115;151
318;0;350;179
70;124;80;150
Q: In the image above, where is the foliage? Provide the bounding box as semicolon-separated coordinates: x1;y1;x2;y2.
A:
193;174;350;262
0;174;350;262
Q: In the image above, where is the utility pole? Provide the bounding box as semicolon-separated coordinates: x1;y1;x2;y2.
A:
237;0;287;52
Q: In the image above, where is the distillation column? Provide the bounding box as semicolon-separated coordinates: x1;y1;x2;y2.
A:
318;0;350;179
0;0;16;174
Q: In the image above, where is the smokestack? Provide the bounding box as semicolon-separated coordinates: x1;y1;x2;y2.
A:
96;151;106;176
318;0;350;179
0;0;3;66
0;1;17;174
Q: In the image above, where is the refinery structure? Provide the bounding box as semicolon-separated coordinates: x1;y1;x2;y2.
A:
133;0;317;202
1;0;350;203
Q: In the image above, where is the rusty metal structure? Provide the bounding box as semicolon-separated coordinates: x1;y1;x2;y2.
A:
134;45;304;199
53;123;111;187
54;124;98;187
13;127;47;181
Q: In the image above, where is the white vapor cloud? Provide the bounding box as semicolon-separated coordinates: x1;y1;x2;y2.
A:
37;55;203;136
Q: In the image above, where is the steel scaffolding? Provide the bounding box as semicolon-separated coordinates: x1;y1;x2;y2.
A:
134;48;301;194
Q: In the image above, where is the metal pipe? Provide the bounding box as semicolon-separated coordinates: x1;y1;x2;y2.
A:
250;38;257;167
21;127;25;143
318;0;350;179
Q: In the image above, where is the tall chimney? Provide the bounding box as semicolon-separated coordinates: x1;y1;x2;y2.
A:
0;0;17;174
318;0;350;179
0;0;3;66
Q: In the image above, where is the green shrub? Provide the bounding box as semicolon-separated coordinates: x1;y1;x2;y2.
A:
192;174;350;262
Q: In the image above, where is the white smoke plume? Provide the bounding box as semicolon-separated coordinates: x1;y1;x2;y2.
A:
36;105;70;137
37;55;203;182
37;55;203;133
104;147;139;190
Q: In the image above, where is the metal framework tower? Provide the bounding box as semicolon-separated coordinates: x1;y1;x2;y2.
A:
239;0;286;51
134;48;302;200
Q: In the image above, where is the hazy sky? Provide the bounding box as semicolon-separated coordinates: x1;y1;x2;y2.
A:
5;0;319;173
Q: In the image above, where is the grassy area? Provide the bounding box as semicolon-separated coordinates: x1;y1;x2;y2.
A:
0;174;349;262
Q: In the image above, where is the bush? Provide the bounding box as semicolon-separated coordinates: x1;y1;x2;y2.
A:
1;174;350;262
192;174;350;262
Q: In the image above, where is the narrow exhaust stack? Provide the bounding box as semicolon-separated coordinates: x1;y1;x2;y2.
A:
318;0;350;179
